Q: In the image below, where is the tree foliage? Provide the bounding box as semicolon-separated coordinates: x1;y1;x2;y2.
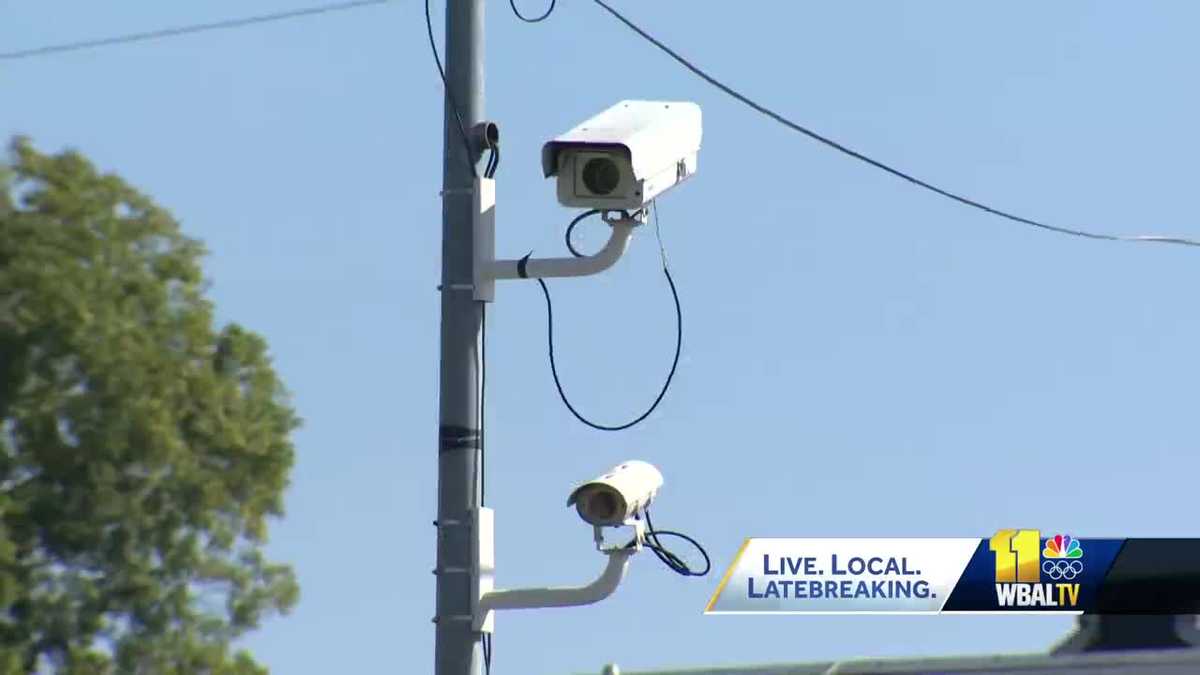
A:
0;138;299;673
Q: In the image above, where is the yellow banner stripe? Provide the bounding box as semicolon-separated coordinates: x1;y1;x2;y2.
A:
705;538;751;613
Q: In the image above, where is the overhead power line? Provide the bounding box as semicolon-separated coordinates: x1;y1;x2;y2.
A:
591;0;1200;249
0;0;390;61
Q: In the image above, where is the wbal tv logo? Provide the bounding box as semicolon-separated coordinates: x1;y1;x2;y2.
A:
989;530;1082;608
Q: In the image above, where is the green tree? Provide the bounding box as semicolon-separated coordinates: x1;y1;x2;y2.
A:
0;138;299;674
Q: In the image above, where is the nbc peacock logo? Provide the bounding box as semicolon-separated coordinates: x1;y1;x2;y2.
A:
1043;534;1083;559
1041;534;1083;581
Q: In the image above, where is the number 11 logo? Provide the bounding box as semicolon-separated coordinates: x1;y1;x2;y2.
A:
990;529;1040;583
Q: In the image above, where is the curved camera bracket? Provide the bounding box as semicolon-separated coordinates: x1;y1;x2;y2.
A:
471;507;642;634
470;177;644;301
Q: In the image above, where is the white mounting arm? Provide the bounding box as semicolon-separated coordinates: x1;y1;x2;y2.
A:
486;220;635;282
479;548;634;615
470;508;643;633
471;177;641;301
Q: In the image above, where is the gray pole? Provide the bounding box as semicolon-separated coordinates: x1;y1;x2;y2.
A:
435;0;484;673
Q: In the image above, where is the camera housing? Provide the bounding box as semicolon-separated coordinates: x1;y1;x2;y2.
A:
542;100;701;211
567;460;664;527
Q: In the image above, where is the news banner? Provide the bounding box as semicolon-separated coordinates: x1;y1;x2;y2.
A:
705;532;1200;614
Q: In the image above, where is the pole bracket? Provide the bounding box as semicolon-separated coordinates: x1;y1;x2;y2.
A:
469;507;643;634
471;177;643;302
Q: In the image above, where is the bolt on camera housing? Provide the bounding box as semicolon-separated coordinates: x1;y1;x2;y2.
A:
568;460;664;527
542;100;702;212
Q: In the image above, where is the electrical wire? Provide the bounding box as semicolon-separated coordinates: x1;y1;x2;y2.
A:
485;145;500;179
508;0;557;23
564;209;603;257
536;209;681;431
628;509;711;577
472;302;482;502
477;149;492;675
482;633;493;674
425;0;478;178
475;241;490;675
590;0;1200;249
1;0;389;61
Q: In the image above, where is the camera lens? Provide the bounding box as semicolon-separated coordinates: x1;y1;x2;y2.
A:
586;491;619;522
581;157;621;196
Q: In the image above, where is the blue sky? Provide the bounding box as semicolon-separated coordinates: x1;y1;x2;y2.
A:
4;1;1199;673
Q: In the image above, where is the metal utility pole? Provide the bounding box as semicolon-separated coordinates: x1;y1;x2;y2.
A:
434;0;484;673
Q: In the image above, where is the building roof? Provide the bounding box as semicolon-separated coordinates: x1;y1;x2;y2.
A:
594;646;1200;675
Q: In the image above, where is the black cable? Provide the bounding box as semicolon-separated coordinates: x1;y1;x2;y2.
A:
643;533;710;576
478;310;490;672
0;0;390;61
508;0;556;23
628;510;711;577
485;146;500;179
472;302;482;502
425;0;478;178
564;209;603;257
590;0;1200;249
535;266;680;432
538;207;677;431
482;633;492;674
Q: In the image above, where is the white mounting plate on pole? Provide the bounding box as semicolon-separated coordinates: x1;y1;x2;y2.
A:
471;507;495;633
472;178;496;302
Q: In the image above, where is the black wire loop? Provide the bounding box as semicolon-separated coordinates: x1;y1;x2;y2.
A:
536;269;680;432
626;510;711;577
565;209;603;257
539;208;678;431
509;0;556;23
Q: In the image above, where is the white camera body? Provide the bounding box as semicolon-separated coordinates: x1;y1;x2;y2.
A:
567;460;664;527
542;100;701;212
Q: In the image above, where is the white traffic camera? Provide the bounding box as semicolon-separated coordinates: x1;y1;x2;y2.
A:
567;460;664;527
542;100;701;212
